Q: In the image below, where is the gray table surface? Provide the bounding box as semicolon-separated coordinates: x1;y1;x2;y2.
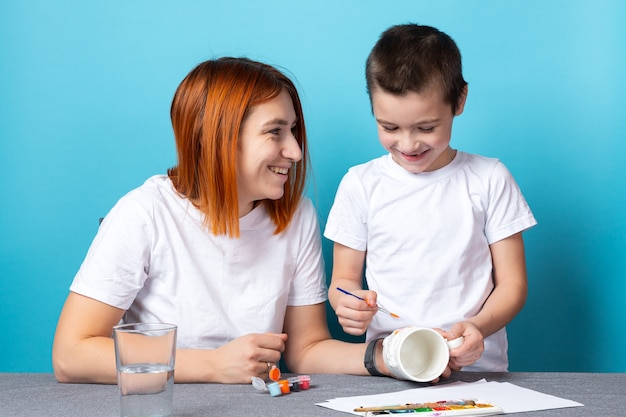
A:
0;372;624;416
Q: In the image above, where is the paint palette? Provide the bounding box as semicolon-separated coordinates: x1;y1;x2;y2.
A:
355;398;503;415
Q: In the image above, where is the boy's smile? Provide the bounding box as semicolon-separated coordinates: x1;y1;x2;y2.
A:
371;87;466;173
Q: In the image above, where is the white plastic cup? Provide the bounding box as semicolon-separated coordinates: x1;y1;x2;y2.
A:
382;326;463;382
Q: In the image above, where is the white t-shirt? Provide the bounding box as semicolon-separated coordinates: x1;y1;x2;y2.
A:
324;152;537;371
70;175;327;349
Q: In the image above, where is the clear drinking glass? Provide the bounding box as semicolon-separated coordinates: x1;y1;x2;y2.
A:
113;323;177;417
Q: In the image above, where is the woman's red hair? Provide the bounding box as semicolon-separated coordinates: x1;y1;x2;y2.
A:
167;57;308;237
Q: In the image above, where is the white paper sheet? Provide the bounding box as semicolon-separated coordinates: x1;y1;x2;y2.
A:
316;379;583;415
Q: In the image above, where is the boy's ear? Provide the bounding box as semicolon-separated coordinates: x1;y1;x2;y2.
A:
455;85;469;116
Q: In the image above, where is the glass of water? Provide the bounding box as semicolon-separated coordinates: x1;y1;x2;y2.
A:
113;323;177;417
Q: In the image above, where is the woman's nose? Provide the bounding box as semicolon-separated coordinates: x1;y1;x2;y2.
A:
283;133;302;162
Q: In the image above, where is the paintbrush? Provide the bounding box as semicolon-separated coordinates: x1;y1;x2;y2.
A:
336;287;400;319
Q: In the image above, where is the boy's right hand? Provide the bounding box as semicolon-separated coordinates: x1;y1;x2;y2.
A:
335;290;378;335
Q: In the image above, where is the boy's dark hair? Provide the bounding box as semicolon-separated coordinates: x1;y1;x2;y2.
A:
366;23;468;114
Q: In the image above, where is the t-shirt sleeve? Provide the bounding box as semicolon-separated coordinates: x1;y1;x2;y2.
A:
484;161;537;244
323;170;369;251
287;198;328;306
70;193;153;310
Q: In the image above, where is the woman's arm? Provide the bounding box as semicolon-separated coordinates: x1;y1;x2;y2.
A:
52;292;288;384
52;292;125;384
282;302;386;375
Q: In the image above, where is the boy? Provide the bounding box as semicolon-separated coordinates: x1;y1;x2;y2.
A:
325;24;537;375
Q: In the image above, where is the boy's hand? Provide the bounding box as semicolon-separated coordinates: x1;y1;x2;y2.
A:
444;321;484;368
335;290;378;335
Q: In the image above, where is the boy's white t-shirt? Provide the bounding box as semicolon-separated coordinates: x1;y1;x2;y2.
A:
324;152;537;371
70;175;327;349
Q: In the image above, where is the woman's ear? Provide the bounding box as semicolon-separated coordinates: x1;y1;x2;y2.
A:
455;85;469;116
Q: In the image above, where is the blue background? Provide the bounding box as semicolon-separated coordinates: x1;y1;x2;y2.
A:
1;0;625;373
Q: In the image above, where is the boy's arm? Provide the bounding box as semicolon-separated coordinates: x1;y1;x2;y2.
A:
328;242;366;307
328;242;377;336
469;232;528;337
447;232;528;368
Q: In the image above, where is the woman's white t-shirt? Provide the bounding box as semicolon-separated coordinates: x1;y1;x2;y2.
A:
70;175;327;349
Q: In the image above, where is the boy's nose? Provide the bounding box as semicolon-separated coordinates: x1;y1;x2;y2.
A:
399;132;420;152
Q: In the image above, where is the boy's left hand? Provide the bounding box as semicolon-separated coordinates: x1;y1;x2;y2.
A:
444;321;484;369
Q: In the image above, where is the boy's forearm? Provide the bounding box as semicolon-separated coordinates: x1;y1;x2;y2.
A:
474;232;529;337
467;281;527;338
328;278;362;310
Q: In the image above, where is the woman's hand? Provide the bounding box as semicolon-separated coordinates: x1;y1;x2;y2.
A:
207;332;288;383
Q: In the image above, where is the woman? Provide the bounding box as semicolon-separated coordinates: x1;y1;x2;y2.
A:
52;57;391;383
